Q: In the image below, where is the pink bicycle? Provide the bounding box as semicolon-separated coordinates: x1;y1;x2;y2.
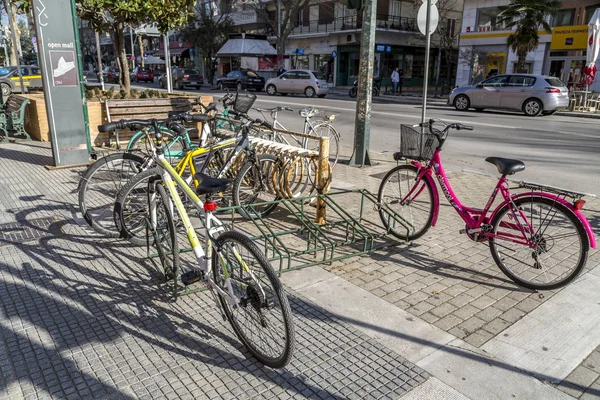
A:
378;120;597;290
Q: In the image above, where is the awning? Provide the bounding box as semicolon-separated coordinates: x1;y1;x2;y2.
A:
154;47;190;57
217;34;276;57
143;55;166;65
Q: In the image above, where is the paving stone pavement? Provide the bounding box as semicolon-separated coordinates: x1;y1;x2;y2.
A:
1;141;599;399
0;143;432;399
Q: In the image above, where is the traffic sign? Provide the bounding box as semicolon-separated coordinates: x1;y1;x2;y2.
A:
332;50;337;58
417;2;439;36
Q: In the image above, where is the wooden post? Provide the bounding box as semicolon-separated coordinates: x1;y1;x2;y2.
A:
315;136;330;225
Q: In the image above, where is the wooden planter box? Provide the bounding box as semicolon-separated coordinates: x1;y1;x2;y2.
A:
19;93;213;147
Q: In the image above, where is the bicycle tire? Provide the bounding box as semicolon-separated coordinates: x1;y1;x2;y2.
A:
377;164;434;241
305;122;340;168
127;127;189;164
154;183;179;281
78;152;146;238
213;230;295;368
114;168;163;246
489;196;588;290
233;154;280;219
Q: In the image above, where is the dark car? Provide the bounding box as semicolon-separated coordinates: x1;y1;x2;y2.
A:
0;66;43;97
131;67;154;83
159;68;203;90
217;70;265;92
105;67;120;83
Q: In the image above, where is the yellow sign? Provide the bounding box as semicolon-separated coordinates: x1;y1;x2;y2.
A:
551;25;589;50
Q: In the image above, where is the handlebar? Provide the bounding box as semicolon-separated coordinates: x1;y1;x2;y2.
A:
418;119;473;137
254;106;294;113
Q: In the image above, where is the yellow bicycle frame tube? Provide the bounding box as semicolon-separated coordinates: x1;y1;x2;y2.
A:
174;138;238;187
159;156;204;258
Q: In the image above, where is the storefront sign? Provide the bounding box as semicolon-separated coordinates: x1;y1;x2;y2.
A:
551;25;589;50
375;44;385;52
258;56;276;71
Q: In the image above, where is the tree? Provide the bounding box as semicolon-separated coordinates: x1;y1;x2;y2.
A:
2;0;21;65
77;0;195;93
497;0;560;73
18;20;36;65
179;3;234;83
248;0;313;66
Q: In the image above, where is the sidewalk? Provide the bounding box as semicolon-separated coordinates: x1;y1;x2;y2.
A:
0;142;598;399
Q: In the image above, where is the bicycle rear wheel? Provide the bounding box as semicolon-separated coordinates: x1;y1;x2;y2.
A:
127;127;189;164
489;196;588;290
378;164;434;241
153;183;179;280
78;152;146;237
213;231;295;368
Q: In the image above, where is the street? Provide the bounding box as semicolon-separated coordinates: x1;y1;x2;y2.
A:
112;79;600;196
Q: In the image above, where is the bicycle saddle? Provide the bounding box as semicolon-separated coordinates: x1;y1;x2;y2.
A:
193;173;231;195
485;157;525;175
299;107;317;118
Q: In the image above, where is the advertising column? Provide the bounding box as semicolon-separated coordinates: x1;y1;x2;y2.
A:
31;0;90;166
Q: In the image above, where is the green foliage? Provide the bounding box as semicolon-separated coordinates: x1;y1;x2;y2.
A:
85;90;94;100
160;92;168;98
497;0;560;73
106;86;115;98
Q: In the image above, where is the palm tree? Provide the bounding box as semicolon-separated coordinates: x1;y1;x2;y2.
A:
497;0;561;73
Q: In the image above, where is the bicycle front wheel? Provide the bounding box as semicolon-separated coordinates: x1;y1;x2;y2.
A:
78;152;146;237
153;183;179;281
213;231;295;368
378;164;434;241
490;196;588;290
114;168;163;246
306;122;340;168
232;154;280;219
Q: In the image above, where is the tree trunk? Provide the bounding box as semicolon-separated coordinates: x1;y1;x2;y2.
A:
113;25;131;93
517;51;527;73
138;35;144;68
4;0;20;65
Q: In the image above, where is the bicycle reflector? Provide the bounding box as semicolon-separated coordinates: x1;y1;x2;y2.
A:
574;199;586;210
204;201;218;212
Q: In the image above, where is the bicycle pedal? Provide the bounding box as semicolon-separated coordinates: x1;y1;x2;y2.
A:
181;270;205;286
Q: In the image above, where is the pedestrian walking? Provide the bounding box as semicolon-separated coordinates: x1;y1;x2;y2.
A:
277;66;286;76
391;67;400;95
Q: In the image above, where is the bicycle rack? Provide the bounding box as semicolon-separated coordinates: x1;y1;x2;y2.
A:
146;189;415;299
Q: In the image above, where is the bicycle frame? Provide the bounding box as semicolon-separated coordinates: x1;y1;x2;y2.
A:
155;153;263;307
403;150;596;248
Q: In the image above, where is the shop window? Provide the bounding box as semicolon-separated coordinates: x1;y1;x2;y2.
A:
586;5;600;24
319;2;334;24
553;9;574;27
476;9;507;32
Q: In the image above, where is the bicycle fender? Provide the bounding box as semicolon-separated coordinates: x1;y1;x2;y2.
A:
490;192;596;250
410;161;440;227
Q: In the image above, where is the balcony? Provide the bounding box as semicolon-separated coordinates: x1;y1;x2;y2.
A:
223;10;265;26
259;14;420;37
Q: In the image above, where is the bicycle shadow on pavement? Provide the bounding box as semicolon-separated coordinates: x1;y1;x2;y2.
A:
0;203;349;399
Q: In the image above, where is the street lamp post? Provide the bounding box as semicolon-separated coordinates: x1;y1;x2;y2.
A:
277;0;281;70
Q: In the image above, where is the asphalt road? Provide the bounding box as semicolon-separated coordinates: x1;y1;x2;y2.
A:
109;79;600;196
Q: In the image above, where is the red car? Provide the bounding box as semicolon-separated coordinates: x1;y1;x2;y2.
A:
131;67;154;83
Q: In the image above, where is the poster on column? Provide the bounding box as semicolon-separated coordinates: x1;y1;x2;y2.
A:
31;0;89;167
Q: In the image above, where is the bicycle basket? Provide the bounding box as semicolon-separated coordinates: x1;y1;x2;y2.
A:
398;124;439;161
233;92;257;114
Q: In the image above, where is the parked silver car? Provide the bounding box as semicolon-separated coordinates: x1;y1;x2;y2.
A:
265;70;329;98
448;74;569;116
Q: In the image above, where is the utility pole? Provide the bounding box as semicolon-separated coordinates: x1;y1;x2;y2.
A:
420;0;433;131
164;32;172;93
95;30;105;90
348;1;377;166
129;26;135;69
277;0;281;70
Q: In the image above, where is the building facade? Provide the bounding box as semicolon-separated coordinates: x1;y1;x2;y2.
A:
223;0;464;88
456;0;600;90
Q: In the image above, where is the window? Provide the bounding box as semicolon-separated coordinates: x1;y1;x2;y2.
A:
586;5;600;24
319;2;334;24
312;71;326;80
508;75;535;86
184;69;199;74
297;71;311;80
482;75;509;86
391;1;401;17
31;68;40;75
446;18;456;37
281;72;297;79
554;9;574;26
477;9;506;32
545;77;566;87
